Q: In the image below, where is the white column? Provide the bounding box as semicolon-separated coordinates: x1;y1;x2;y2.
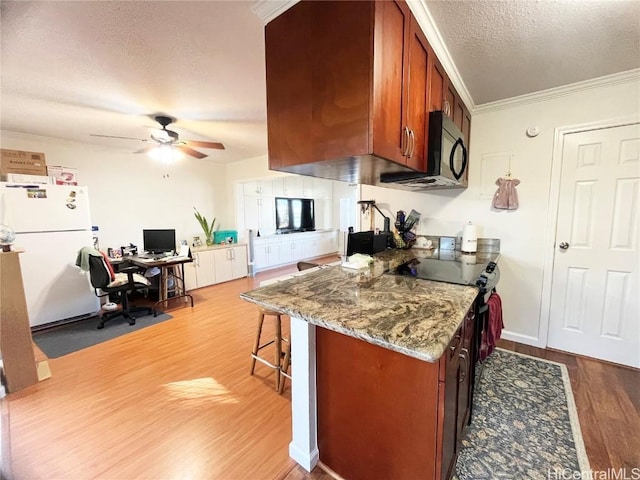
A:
288;315;319;471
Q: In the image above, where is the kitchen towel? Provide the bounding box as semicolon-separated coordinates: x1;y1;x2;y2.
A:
479;291;504;362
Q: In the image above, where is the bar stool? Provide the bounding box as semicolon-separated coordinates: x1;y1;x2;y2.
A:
250;307;288;392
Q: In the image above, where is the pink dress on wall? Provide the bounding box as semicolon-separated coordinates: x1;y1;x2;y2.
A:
492;178;520;210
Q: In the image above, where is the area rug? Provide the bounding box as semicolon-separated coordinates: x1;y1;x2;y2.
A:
455;349;590;480
33;312;173;359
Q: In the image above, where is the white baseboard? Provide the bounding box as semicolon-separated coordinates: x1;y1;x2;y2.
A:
289;442;319;473
501;330;544;348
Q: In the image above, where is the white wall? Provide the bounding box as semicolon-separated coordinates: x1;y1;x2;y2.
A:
0;133;228;250
361;77;640;346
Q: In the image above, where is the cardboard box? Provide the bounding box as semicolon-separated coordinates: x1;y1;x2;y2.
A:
47;165;78;185
1;149;47;179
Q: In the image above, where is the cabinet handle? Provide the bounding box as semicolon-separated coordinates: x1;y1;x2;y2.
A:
401;126;410;156
407;129;415;159
449;333;461;356
459;348;469;383
443;99;450;116
195;254;200;267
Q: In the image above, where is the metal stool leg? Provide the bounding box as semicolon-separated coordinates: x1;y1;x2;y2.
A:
274;315;282;392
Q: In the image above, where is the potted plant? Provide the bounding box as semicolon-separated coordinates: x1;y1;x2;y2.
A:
193;207;216;246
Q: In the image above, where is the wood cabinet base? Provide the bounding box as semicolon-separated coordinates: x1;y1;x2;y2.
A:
315;309;476;480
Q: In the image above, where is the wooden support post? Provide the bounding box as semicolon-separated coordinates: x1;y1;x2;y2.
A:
0;251;39;393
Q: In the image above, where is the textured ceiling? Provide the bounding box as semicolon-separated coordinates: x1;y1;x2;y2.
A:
425;0;640;105
0;0;268;162
1;0;638;163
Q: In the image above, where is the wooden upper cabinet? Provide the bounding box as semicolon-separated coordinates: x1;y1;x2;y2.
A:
428;54;445;113
265;0;432;181
265;0;471;183
404;15;431;171
371;0;411;166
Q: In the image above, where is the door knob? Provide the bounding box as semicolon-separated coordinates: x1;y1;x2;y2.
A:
559;242;569;250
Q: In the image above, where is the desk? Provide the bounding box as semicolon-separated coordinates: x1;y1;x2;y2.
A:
126;256;194;311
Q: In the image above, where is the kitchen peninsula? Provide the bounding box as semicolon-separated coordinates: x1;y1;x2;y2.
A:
241;249;497;479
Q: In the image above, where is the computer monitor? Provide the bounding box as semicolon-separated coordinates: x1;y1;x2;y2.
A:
143;229;176;254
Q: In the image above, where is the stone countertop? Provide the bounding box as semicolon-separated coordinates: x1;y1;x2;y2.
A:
240;250;483;363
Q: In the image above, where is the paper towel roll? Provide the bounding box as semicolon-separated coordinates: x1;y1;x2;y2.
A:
462;222;478;253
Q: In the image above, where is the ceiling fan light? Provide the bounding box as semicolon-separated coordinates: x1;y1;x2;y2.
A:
148;145;182;163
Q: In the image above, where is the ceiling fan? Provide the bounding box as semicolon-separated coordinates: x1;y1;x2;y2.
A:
91;115;225;159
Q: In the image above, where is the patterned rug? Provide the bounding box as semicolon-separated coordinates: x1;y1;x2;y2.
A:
455;349;590;480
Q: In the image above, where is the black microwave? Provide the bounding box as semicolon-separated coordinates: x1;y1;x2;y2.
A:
379;111;468;190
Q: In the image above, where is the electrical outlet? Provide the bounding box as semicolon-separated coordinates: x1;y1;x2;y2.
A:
439;236;455;250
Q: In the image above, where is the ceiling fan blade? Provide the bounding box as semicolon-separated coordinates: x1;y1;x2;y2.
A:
134;146;157;154
185;140;225;150
90;134;148;142
176;145;207;159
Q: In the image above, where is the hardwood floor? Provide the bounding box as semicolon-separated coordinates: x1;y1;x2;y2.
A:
4;256;639;479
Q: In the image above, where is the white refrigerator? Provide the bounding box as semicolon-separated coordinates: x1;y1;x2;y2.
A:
0;182;100;327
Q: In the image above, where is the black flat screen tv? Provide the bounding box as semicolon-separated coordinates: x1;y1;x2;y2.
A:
143;229;176;253
275;197;315;233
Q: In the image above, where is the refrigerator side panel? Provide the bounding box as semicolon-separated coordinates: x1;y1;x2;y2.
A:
1;183;91;233
16;230;100;327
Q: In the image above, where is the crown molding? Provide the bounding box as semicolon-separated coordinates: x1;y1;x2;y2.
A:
473;68;640;115
251;0;300;24
407;0;475;111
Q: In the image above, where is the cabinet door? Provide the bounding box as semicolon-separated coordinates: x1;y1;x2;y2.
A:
259;197;276;235
244;197;261;231
457;311;475;436
213;249;233;284
184;261;198;291
280;240;294;265
196;250;217;287
439;328;462;480
453;96;464;131
283;176;303;197
462;108;471;150
429;55;445;113
405;15;430;172
268;242;282;267
302;177;314;198
254;243;268;271
372;0;411;165
445;83;455;120
231;246;248;279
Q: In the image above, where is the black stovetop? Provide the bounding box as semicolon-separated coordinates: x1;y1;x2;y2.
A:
395;256;489;285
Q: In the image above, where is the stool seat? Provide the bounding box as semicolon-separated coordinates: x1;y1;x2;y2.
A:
250;308;289;392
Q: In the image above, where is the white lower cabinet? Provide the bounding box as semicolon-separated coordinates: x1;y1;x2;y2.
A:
213;246;249;284
253;230;338;272
185;245;248;291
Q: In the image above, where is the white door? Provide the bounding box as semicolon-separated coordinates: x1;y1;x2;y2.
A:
547;123;640;367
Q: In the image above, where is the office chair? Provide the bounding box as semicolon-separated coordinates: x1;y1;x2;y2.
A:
88;255;153;329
